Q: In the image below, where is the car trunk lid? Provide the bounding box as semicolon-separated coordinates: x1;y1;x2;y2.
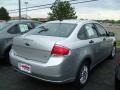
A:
13;35;65;63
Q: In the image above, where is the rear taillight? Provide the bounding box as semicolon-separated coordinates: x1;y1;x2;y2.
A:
51;45;70;55
117;57;120;65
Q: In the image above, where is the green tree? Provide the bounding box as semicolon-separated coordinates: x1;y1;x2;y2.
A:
0;7;10;20
32;18;39;21
48;1;77;21
116;20;120;24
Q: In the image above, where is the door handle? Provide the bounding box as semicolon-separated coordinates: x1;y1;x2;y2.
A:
103;38;106;41
89;40;94;44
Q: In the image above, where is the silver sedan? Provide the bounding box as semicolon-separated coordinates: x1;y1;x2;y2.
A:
10;20;116;87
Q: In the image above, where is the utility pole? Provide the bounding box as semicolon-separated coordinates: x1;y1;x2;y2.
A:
25;1;28;19
19;0;21;20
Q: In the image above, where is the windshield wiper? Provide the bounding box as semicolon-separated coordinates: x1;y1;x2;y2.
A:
38;26;48;33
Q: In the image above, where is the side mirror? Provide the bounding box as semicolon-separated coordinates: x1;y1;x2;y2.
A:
107;32;115;36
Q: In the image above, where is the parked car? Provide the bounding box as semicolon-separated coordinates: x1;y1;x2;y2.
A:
0;20;41;61
10;20;116;87
0;20;5;22
0;21;6;29
115;56;120;90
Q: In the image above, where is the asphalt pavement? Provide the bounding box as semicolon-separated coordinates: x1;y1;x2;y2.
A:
0;51;117;90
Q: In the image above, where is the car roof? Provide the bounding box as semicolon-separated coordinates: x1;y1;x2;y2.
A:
47;19;98;24
7;20;39;24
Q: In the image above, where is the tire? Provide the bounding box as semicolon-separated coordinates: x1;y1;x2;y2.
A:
115;76;120;90
74;61;90;88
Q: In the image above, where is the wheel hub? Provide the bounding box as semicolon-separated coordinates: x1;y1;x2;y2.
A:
80;65;88;84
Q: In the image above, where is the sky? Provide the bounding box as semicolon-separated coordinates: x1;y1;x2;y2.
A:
0;0;120;20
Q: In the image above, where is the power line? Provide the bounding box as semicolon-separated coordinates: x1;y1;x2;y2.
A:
10;6;51;13
9;0;80;12
9;0;97;11
9;0;98;14
9;3;52;12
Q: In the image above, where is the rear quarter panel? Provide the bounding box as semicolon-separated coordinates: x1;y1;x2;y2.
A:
56;38;94;78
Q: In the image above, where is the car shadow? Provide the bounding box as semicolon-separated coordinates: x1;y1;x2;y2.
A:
22;76;80;90
0;59;10;67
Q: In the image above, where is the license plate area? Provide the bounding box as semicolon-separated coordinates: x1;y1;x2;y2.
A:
18;63;31;73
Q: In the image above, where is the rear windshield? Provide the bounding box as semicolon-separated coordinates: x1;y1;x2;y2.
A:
30;23;77;37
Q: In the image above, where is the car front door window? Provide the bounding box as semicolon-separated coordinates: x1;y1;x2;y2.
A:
95;24;107;37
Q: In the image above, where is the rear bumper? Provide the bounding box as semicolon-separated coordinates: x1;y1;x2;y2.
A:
14;68;73;83
10;49;75;83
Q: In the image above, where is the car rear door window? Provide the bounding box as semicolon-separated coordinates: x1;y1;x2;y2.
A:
78;23;98;39
19;24;29;33
85;24;98;38
18;23;33;33
8;25;20;34
78;26;87;40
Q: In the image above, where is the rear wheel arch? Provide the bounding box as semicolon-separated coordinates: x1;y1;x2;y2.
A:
76;57;92;77
84;57;91;68
81;57;92;68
